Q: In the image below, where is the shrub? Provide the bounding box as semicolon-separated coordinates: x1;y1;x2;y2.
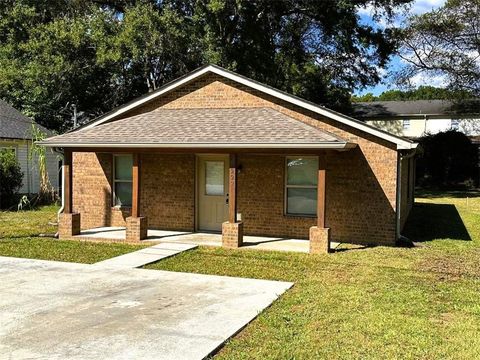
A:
416;130;478;188
0;149;23;208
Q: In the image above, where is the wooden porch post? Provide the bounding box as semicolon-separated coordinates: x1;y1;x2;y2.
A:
309;152;330;254
228;153;237;223
132;153;140;218
63;148;72;214
317;153;326;228
222;153;243;248
126;152;147;241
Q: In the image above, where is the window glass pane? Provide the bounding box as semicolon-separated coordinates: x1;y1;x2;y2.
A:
115;155;132;180
287;157;318;186
287;188;317;215
114;182;132;206
205;161;224;195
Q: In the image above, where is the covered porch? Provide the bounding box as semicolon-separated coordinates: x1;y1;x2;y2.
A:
70;226;320;253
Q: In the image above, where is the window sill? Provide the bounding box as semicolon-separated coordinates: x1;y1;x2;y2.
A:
284;213;317;219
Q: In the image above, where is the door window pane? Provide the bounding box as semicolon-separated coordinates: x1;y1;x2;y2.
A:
115;155;132;181
114;182;132;206
287;188;317;215
205;161;224;195
287;157;318;186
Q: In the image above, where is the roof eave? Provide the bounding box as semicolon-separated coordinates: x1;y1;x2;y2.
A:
37;141;357;150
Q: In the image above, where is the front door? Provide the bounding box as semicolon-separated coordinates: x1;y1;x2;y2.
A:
197;155;229;231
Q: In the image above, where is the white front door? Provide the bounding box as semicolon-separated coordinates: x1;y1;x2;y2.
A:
197;155;229;232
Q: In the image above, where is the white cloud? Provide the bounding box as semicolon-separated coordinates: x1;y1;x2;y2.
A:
357;0;447;29
409;72;447;87
410;0;447;15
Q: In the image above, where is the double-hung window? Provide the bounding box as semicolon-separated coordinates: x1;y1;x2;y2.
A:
402;119;410;130
113;155;133;207
285;156;318;216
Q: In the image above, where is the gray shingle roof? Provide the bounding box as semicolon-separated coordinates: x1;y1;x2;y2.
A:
41;108;347;147
0;99;52;139
352;100;480;119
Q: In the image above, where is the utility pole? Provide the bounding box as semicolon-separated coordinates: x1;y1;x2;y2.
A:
72;104;77;128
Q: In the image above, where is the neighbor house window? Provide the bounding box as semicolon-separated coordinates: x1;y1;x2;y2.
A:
285;157;318;216
113;154;132;207
451;119;460;130
403;119;410;130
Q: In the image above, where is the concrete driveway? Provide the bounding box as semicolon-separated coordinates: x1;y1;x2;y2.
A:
0;256;292;360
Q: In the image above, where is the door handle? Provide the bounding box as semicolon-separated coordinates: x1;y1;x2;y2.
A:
225;193;229;204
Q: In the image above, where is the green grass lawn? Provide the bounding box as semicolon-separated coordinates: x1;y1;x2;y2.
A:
145;192;480;359
1;193;479;358
0;205;145;263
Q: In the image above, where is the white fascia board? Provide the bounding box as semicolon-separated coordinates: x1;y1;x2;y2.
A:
37;142;356;150
81;65;416;150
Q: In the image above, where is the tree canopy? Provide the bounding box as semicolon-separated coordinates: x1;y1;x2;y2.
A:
352;86;475;102
398;0;480;96
0;0;413;131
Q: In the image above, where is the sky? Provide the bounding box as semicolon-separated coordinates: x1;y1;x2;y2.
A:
355;0;447;96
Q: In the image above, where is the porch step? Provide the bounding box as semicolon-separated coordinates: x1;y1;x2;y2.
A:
93;243;198;269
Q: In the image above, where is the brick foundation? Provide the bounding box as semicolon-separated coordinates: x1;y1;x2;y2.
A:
309;226;331;254
126;216;148;242
222;222;243;249
58;213;81;238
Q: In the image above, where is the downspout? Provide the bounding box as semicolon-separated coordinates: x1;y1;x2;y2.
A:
53;147;64;238
396;149;417;241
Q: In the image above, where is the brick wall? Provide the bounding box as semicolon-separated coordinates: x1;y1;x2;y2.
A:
72;72;400;245
140;154;195;231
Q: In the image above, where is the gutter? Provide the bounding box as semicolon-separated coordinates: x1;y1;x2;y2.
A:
36;142;358;150
395;148;417;241
52;147;64;238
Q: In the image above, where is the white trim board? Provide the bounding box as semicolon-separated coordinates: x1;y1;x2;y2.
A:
80;65;417;150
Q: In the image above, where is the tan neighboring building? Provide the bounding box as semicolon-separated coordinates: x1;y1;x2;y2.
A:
40;65;418;252
352;100;480;138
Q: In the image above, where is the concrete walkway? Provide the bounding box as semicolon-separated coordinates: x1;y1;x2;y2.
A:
94;242;198;268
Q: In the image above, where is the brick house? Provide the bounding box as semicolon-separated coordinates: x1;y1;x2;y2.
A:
40;65;418;253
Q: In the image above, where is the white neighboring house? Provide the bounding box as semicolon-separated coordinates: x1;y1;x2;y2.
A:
0;99;59;194
352;100;480;138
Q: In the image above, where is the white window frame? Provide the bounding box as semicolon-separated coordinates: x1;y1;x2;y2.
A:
402;119;410;130
113;154;133;207
284;156;318;217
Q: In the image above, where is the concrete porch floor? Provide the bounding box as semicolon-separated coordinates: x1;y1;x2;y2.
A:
76;227;321;253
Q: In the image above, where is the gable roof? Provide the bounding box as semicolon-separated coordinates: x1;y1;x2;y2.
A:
40;108;354;149
352;100;480;119
77;64;416;150
0;99;52;140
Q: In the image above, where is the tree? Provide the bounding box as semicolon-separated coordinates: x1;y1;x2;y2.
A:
416;130;478;188
0;0;414;131
0;149;23;209
398;0;480;96
351;86;475;102
29;125;56;203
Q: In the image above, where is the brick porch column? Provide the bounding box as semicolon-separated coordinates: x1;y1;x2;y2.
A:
310;153;331;254
58;148;81;238
126;153;148;242
222;153;243;248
